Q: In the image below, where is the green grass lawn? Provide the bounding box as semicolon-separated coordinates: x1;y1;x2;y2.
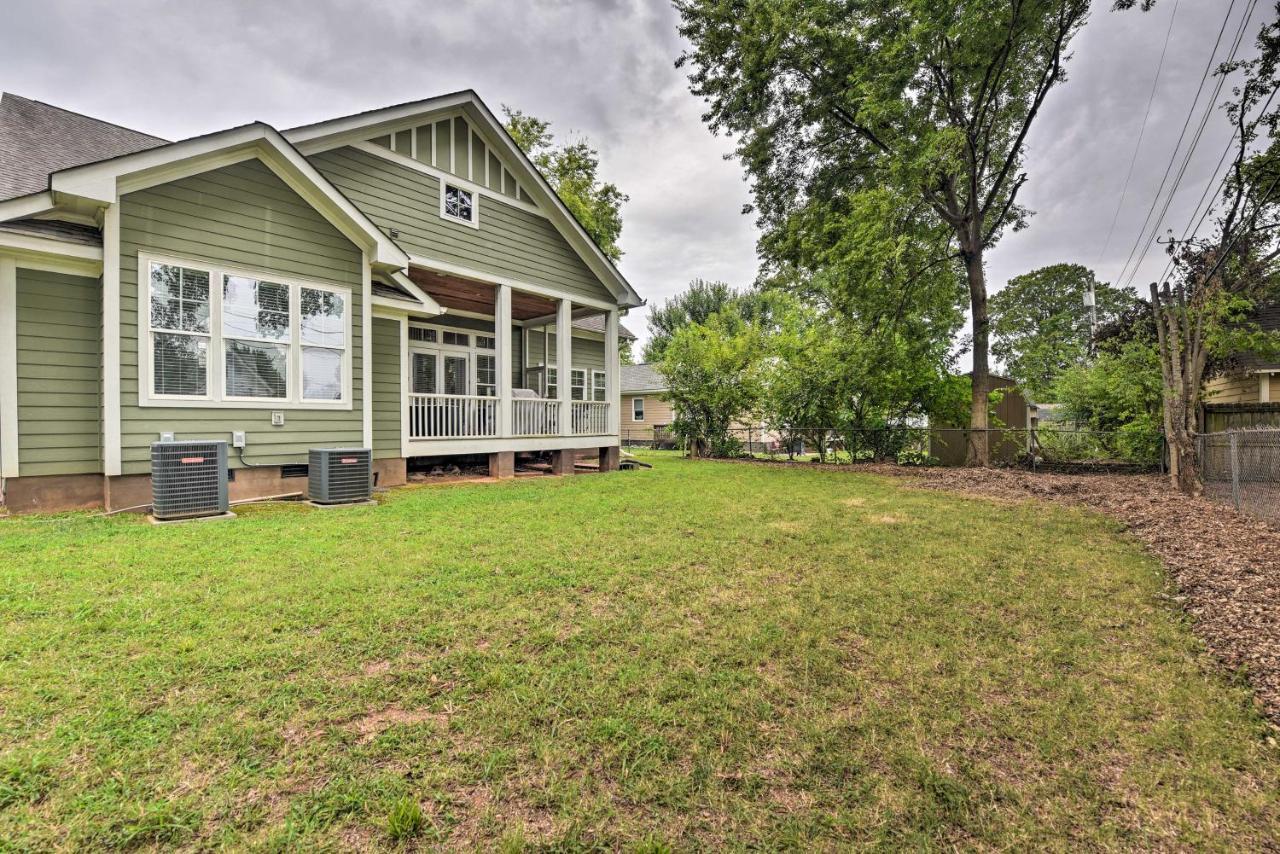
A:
1;454;1277;850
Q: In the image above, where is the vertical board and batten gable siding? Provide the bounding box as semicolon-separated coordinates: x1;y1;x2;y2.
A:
15;268;102;475
371;317;401;459
118;158;365;475
371;115;529;200
308;146;617;306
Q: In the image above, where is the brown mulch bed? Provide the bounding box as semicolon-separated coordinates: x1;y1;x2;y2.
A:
737;458;1280;725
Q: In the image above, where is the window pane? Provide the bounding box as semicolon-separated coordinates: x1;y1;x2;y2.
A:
153;333;207;396
409;327;436;343
444;185;473;220
301;288;345;347
151;263;209;332
476;354;496;397
412;352;437;394
443;355;467;395
593;373;606;402
476;335;495;350
225;339;287;398
571;370;585;401
223;276;289;341
302;347;343;400
442;331;469;347
633;398;644;420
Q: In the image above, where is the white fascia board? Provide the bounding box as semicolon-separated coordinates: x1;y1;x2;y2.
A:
283;91;475;151
282;91;642;309
387;269;442;314
48;123;409;270
0;232;102;265
0;191;57;223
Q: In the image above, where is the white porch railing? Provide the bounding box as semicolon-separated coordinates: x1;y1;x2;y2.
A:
512;398;560;437
572;401;610;436
408;394;498;439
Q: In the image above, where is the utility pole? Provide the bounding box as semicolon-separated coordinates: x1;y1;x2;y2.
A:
1083;282;1097;355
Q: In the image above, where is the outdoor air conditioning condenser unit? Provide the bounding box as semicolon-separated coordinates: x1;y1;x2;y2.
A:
308;448;373;504
150;440;229;520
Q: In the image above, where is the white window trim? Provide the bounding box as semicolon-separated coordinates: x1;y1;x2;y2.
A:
632;397;645;422
570;368;587;401
408;320;499;397
439;178;480;228
138;252;353;410
592;369;607;402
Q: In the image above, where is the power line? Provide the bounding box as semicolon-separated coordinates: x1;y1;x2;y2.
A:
1107;0;1237;279
1114;0;1258;290
1093;0;1183;268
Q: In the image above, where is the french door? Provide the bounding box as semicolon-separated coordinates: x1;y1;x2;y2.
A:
411;349;469;396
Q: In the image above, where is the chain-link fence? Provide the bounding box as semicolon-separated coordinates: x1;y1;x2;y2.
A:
1199;429;1280;523
717;426;1162;472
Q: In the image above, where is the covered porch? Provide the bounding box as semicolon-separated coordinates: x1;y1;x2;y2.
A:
394;263;621;456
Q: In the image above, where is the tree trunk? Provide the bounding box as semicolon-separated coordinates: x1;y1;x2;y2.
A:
1149;282;1204;496
965;247;991;466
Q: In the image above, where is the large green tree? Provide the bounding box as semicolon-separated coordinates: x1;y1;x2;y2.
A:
503;107;627;262
990;263;1134;401
675;0;1096;464
660;310;766;456
643;279;771;362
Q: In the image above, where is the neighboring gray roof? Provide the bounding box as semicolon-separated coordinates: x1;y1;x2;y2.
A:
0;217;101;246
572;312;637;340
621;363;665;393
0;93;168;202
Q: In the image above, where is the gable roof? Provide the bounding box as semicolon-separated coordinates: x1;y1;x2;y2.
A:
621;363;665;394
283;91;642;310
0;93;167;201
573;312;637;341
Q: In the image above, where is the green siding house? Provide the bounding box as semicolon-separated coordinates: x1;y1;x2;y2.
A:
0;91;641;513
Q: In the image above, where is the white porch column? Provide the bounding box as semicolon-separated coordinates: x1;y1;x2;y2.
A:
606;308;620;436
557;297;573;436
0;256;18;479
496;284;513;437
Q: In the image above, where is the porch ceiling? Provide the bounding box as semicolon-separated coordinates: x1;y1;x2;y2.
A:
407;266;557;320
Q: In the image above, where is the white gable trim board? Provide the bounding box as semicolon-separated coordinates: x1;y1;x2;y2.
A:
49;123;409;272
284;92;642;309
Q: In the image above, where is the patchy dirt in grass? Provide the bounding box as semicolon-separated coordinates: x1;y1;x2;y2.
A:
346;706;448;743
729;458;1280;725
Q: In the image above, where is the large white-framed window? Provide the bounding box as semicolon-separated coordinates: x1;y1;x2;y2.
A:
632;397;645;422
440;179;479;228
140;254;352;409
570;369;586;401
591;370;607;402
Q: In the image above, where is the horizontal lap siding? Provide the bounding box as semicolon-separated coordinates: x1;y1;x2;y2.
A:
524;330;606;372
310;147;616;305
372;317;401;458
16;269;102;475
119;159;364;475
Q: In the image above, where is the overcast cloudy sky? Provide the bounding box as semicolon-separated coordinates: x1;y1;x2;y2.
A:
1;0;1269;359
